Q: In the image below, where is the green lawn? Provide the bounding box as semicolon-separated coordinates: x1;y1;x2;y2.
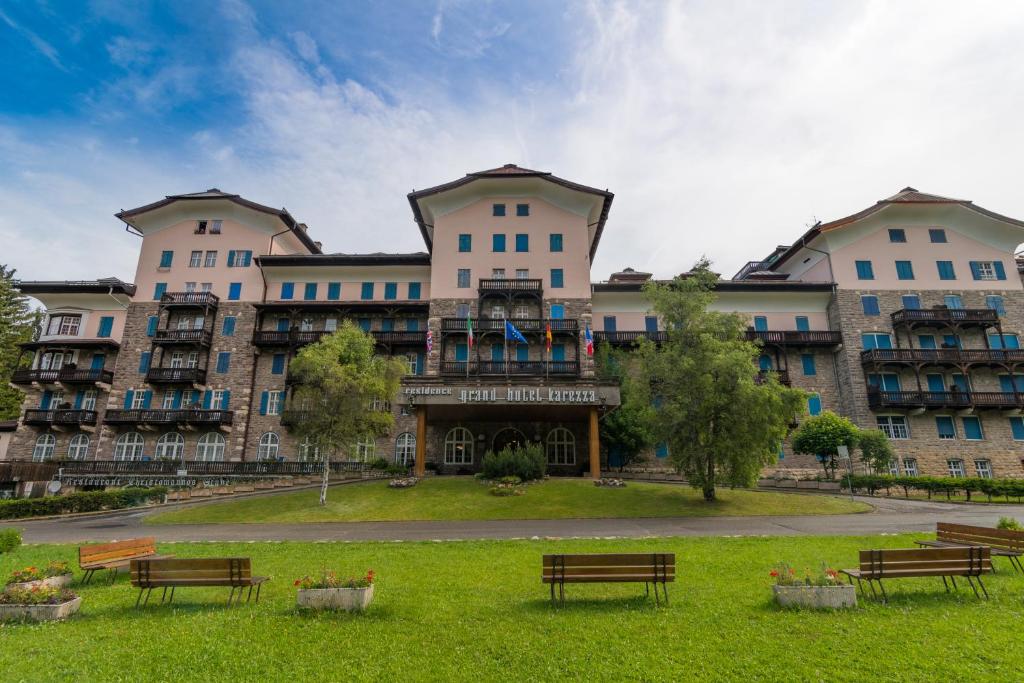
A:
147;477;870;524
1;534;1021;681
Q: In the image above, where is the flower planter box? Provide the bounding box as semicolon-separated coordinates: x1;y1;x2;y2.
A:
234;485;255;493
818;482;842;491
0;596;81;622
4;573;74;593
297;585;374;611
191;489;213;498
757;479;776;488
773;584;856;609
776;479;798;488
254;482;275;490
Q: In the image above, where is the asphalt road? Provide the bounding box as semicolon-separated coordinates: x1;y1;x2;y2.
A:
5;491;1024;544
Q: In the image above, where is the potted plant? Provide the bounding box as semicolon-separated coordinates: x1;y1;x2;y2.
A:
0;585;81;622
770;562;856;609
295;569;375;611
4;562;74;592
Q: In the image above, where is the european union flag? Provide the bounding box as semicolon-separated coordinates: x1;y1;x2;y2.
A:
504;320;528;344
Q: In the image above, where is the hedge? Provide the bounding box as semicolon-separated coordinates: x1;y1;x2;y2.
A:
843;474;1024;502
0;487;168;520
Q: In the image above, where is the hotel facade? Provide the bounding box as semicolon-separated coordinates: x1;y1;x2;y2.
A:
4;165;1024;491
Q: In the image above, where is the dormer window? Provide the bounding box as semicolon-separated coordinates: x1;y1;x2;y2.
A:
210;220;222;234
47;314;81;336
195;220;208;234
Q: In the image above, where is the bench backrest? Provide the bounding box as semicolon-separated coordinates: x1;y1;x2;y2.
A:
542;553;676;583
130;558;253;587
79;537;158;567
937;522;1024;553
857;547;990;579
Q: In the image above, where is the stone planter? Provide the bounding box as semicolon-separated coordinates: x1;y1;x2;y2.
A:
757;479;775;488
818;482;842;491
795;480;820;489
0;596;81;622
773;584;856;609
297;585;374;612
776;479;798;488
4;573;74;593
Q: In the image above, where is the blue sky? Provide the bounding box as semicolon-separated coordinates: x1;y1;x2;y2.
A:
2;0;1024;283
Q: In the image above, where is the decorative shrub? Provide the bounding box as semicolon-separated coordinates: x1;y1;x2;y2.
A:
595;478;626;488
842;474;1024;502
997;517;1022;531
480;444;546;482
384;464;409;476
367;458;390;471
0;528;21;554
295;569;374;590
0;585;77;605
770;562;841;587
388;477;418;489
424;462;440;473
6;561;70;585
0;487;167;520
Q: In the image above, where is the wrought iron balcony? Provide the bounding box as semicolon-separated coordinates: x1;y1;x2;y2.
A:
22;409;98;426
159;291;220;308
756;370;791;386
11;368;113;385
145;367;207;385
153;328;213;346
441;318;578;334
746;330;843;346
593;330;668;345
891;308;999;328
103;408;233;426
280;410;310;426
478;278;543;293
861;348;1024;367
866;388;1023;410
439;360;579;376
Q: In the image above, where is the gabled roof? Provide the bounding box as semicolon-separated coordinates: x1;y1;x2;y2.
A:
116;189;322;254
408;164;614;260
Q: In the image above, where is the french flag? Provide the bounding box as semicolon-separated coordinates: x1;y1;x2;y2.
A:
585;325;594;356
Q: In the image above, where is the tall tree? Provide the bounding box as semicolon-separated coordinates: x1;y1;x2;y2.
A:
0;266;38;419
595;344;655;470
633;259;807;501
855;428;895;474
791;411;861;479
287;321;406;505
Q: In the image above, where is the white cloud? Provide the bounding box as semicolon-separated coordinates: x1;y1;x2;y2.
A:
0;8;67;71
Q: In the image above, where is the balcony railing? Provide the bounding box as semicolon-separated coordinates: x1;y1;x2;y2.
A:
593;330;668;345
439;360;579;376
733;260;775;280
756;370;791;386
145;367;208;385
160;291;220;308
891;308;1000;327
280;410;309;426
11;368;113;385
441;318;578;334
153;328;213;345
746;330;843;346
478;278;543;292
103;408;233;426
22;409;98;426
867;388;1024;410
861;348;1024;366
253;329;428;347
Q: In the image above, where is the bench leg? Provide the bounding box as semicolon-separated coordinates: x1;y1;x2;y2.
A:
653;582;660;606
645;582;649;598
135;588;145;609
1010;556;1024;574
160;587;168;604
247;585;254;603
661;582;669;606
941;576;950;592
550;580;555;605
950;576;958;591
143;588;153;607
990;561;998;575
559;581;565;606
866;579;877;600
966;576;980;599
169;586;175;604
976;575;989;599
81;569;93;585
255;583;262;604
876;580;887;604
227;587;236;606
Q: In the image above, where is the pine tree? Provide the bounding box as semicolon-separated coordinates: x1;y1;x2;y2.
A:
0;265;38;419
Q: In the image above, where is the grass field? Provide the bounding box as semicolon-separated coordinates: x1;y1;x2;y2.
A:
1;534;1021;681
146;477;870;525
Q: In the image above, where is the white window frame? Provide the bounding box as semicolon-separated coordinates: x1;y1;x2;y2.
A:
404;353;417;374
516;269;529;279
887;459;900;476
210;219;222;234
81;390;97;412
974;459;993;479
546;427;576;465
356;436;376;461
47;314;82;337
184;281;197;293
155;432;184;460
189;250;202;267
300;319;313;332
114;432;145;461
170;352;184;368
876;415;909;440
976;261;997;280
902;458;919;476
267;391;283;416
492;268;506;279
186;352;199;369
162;392;176;409
48;391;65;410
490;305;505;319
325;318;338;332
67;434;90;460
131;391;147;410
257;432;280;461
947;459;965;477
200;283;212;292
444;427;474;465
195;432;225;462
298;437;321;462
513;305;530;319
204;250;217;268
395;432;416;465
33;433;56;462
210;390;226;410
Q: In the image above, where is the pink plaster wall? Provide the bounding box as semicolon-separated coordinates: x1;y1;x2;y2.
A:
265;279;430;302
593;310;829;331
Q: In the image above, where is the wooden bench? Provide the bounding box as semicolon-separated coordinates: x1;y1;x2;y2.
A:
542;553;675;605
130;557;269;607
840;547;991;602
79;537;174;584
915;522;1024;573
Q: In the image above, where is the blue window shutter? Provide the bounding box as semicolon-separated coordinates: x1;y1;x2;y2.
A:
896;261;914;280
753;316;768;332
936;416;955;438
455;343;468;362
139;352;150;373
381;318;394;331
90;354;105;370
603;316;617;332
303;283;317;300
458;234;472;252
228;283;241;301
416;352;424;375
550;233;563;252
918;335;936;349
1011;417;1024;440
97;316;114;337
986;296;1005;316
221;390;230;409
407;319;419;331
994;261;1006;280
153;283;167;300
937;261;955;280
551;305;565;320
222;317;236;336
242;251;252;267
645;316;658;332
491;345;504;361
516;234;529;252
862;296;880;316
552;344;565;361
147;316;158;337
72;390;83;409
142;390;152;409
216;352;230;373
969;261;982;280
943;334;960;349
227;250;236;268
123;389;133;409
861;334;876;350
493;203;505;216
902;295;921;310
327;282;341;300
202;391;212;410
281;282;294;300
385;283;397;300
408;282;421;300
989;334;1003;350
795;316;809;332
361;282;374;300
492;234;506;252
40;390;52;409
944;295;963;309
759;355;772;371
855;261;873;280
260;391;269;415
655;442;669;458
926;374;945;392
272;354;285;375
172;390;183;409
801;354;816;376
516;344;528;362
808;394;822;416
551;269;564;288
929;229;947;243
159;251;173;268
516;203;529;216
277;318;290;332
1000;376;1014;392
358;318;370;332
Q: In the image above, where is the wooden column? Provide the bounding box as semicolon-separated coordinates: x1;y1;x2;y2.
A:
588;406;600;479
415;406;427;477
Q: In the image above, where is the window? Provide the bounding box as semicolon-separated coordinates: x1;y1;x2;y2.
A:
46;390;64;410
404;352;418;374
937;261;956;280
408;282;421;300
855;260;874;280
962;416;983;440
550;268;564;288
114;432;145;461
807;394;822;416
492;234;506;252
266;391;283;415
195;220;208;234
986;295;1006;316
947;459;965;478
458;234;472;252
975;460;993;479
395;433;416;465
169;352;184;369
280;282;294;300
516;269;529;279
325;318;338;332
189;250;202;267
370;397;391;412
360;282;374;300
753;316;768;332
298;437;321;462
970;260;1006;281
444;427;474;465
918;335;936;349
271;353;286;375
655;442;669;459
159;250;173;268
210;220;222;234
901;295;921;310
895;261;915;280
490;305;505;319
888;228;906;243
32;433;56;462
300;318;313;332
795;316;809;332
942;334;960;349
276;317;290;332
456;303;470;318
67;434;90;460
195;432;225;462
153;283;167;300
203;250;217;268
801;354;816;376
516;203;529;216
1011;417;1024;440
493;203;506;216
358;318;370;332
356;436;376;461
46;314;82;336
257;433;280;461
550;233;563;252
221;316;236;336
304;283;318;300
645;315;658;332
162;391;176;409
514;305;530;319
887;459;900;476
929;229;947;243
405;319;418;331
96;316;114;338
546;427;576;465
876;416;909;440
944;295;963;309
936;416;957;440
457;269;471;288
327;282;341;300
861;333;892;350
902;458;919;476
131;390;149;409
214;352;230;373
384;282;397;300
492;268;506;279
227;250;252;267
185;282;197;292
228;283;242;301
155;432;184;460
989;334;1020;350
515;234;529;252
861;295;880;316
80;390;97;411
139;352;151;374
603;315;617;332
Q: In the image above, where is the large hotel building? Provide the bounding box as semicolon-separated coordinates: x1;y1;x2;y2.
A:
3;165;1024;491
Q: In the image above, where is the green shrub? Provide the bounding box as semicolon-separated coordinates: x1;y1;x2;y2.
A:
497;475;522;485
480;444;546;482
0;487;168;520
842;474;1024;503
384;464;409;476
0;528;21;553
489;485;524;497
997;517;1022;531
368;458;390;471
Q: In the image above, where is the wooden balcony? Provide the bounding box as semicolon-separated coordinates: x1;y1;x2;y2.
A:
441;318;578;334
756;370;791;386
861;348;1024;368
746;330;843;346
593;330;668;345
103;408;233;426
159;291;220;309
867;388;1024;410
439;360;579;376
11;368;113;386
22;409;98;426
478;278;543;293
279;410;309;426
145;367;207;385
153;328;213;346
891;308;999;329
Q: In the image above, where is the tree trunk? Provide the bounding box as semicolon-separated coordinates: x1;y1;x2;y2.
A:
704;457;716;501
319;456;329;506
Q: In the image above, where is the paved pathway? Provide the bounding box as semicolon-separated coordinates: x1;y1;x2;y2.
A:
6;492;1024;544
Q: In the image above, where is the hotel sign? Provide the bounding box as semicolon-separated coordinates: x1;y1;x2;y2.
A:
403;384;618;406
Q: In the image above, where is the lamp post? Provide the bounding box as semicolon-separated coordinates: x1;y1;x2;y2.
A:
837;445;854;502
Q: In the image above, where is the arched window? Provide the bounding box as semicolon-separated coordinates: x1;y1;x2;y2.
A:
67;434;90;461
546;427;575;465
33;433;56;462
298;437;321;462
444;427;474;465
257;432;280;461
356;436;376;461
395;432;416;465
155;432;184;460
114;432;145;461
195;432;225;462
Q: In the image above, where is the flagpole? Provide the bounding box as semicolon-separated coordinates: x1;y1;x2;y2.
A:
504;318;509;379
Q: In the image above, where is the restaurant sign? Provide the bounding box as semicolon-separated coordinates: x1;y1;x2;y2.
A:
403;385;617;406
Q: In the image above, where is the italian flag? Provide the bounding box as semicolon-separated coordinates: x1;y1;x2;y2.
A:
467;312;474;349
